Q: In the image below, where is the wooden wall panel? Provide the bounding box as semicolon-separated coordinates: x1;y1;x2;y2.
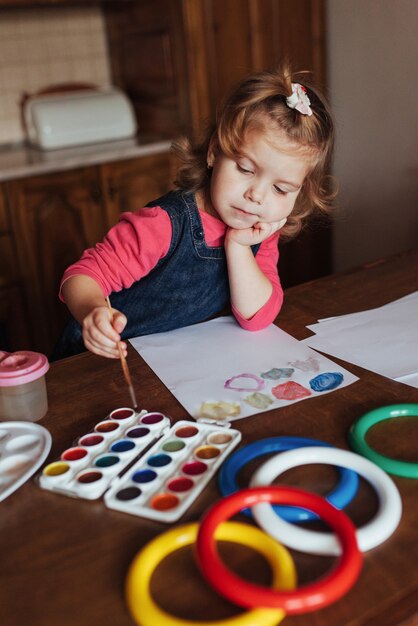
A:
104;0;190;138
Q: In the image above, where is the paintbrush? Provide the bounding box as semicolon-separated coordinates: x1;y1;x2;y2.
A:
105;297;138;409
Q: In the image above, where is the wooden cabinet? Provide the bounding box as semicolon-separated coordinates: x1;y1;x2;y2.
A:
6;166;106;354
0;285;30;352
101;152;175;227
104;0;326;137
0;187;30;350
105;0;190;139
3;152;172;355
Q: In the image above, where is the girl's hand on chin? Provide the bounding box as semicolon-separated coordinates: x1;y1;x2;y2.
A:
226;218;287;246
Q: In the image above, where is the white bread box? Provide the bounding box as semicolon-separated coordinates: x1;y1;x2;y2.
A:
23;87;137;150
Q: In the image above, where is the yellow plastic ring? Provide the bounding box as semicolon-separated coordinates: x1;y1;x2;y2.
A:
125;521;296;626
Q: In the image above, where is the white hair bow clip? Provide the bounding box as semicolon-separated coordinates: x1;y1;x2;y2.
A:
286;83;313;116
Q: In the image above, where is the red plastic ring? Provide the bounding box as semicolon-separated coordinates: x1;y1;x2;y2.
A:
196;486;362;614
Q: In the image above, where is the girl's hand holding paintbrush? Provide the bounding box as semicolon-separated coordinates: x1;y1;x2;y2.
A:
61;276;128;359
81;302;128;359
74;294;137;408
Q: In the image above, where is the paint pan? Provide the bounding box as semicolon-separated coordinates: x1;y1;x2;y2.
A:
0;421;51;501
39;408;170;500
104;420;241;522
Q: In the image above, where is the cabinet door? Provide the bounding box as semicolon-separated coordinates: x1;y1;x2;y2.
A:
0;186;31;350
0;186;19;292
0;285;30;351
182;0;325;129
104;0;190;137
101;152;174;226
6;167;106;355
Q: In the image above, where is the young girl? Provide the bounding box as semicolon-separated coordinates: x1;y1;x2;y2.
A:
53;63;334;360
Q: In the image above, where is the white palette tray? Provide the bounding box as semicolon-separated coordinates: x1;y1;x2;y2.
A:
104;420;241;522
0;421;52;502
39;407;170;500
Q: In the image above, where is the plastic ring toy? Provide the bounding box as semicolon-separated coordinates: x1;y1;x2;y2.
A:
196;487;362;614
250;447;402;555
126;520;296;626
349;403;418;478
218;436;359;522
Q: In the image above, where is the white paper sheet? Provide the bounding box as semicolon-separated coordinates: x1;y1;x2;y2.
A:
302;291;418;388
130;316;358;422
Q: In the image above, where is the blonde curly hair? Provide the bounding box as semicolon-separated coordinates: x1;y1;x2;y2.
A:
172;62;335;238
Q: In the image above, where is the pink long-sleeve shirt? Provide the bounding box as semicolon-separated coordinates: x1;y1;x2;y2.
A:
60;205;283;331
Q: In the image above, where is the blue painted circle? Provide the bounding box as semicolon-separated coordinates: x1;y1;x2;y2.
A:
309;372;344;392
132;469;157;483
147;453;172;468
218;436;359;522
111;439;136;453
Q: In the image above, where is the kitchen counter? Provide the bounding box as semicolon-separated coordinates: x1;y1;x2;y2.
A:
0;134;173;182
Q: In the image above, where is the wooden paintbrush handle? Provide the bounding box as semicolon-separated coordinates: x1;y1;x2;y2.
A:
105;297;138;408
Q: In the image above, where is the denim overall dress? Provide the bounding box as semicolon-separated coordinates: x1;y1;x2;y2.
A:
51;190;260;360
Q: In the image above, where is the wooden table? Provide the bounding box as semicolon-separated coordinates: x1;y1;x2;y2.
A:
2;249;418;626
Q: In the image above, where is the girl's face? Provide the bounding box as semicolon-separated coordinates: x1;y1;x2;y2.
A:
205;130;313;229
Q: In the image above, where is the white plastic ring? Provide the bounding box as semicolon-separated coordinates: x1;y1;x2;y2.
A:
250;446;402;556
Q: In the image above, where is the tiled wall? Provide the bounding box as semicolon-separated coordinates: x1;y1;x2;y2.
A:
0;6;111;144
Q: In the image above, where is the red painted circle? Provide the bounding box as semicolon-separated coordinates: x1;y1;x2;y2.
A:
182;460;207;475
110;408;135;420
61;447;88;461
167;477;194;492
79;434;104;447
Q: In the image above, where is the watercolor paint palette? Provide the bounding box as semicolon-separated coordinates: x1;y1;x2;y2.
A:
104;420;242;522
39;407;170;500
0;421;52;502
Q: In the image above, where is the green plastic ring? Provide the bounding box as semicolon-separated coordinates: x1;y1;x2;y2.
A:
349;404;418;478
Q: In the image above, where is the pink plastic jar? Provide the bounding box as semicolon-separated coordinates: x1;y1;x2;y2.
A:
0;351;49;422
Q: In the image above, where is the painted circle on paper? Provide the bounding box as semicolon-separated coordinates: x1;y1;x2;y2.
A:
309;372;344;392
